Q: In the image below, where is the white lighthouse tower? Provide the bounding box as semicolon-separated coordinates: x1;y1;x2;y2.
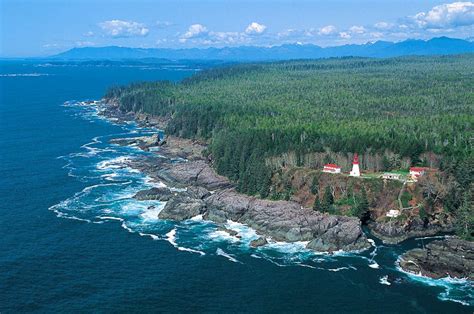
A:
350;153;360;177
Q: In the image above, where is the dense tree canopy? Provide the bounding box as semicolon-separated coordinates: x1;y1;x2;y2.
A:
105;55;473;200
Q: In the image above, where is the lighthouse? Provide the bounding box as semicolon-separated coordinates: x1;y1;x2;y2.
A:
350;153;360;177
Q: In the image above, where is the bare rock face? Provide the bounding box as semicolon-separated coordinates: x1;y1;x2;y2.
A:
133;187;174;201
250;237;268;248
370;217;454;244
158;195;206;221
155;160;232;190
398;237;474;280
205;189;371;252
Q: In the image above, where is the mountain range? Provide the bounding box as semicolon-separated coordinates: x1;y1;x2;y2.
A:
53;37;474;61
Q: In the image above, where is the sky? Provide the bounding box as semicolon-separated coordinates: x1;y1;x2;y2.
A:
1;0;473;57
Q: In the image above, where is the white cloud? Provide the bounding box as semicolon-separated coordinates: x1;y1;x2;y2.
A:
99;20;149;38
245;22;267;35
411;1;474;28
180;24;208;42
318;25;337;35
339;32;351;39
75;41;95;47
374;21;394;30
84;31;94;37
349;25;366;34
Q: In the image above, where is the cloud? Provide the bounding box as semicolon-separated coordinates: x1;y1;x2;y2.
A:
318;25;337;35
349;25;366;34
339;32;351;39
84;31;95;37
75;41;95;47
410;1;474;28
245;22;267;35
374;21;394;30
99;20;149;38
180;24;208;42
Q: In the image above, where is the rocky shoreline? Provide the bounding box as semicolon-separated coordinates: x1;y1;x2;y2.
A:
99;100;473;278
398;237;474;280
100;101;370;252
369;218;454;245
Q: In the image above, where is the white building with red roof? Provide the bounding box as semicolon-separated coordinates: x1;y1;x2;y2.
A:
409;167;426;181
323;163;341;174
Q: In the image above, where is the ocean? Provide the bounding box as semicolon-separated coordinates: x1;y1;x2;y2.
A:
0;60;472;313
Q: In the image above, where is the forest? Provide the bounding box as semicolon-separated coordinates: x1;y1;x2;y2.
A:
105;55;473;238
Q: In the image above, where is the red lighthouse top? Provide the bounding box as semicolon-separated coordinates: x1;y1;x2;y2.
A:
352;153;359;165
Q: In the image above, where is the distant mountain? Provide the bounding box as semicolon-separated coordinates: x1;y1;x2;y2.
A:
52;37;474;61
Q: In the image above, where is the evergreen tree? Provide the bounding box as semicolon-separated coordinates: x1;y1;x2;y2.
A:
455;187;474;240
353;187;370;222
310;176;319;195
321;186;334;213
313;196;322;212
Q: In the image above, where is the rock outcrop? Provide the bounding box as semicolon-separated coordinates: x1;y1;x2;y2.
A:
158;195;207;221
157;187;371;252
398;237;474;280
133;187;174;201
153;160;233;190
370;216;454;244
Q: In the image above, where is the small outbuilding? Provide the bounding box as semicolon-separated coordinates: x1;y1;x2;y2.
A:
409;167;426;181
386;209;400;218
323;164;341;174
382;173;401;180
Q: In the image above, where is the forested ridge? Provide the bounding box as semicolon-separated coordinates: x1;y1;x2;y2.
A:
105;55;473;231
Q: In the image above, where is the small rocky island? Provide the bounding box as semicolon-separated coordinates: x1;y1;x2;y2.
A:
398;237;474;280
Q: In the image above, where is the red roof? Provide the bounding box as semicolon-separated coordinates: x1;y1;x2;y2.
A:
324;164;341;169
410;167;426;172
353;153;359;165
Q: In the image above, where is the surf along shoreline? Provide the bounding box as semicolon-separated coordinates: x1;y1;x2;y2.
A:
98;98;473;283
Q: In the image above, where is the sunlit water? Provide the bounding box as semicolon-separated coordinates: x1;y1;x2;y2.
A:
0;60;472;312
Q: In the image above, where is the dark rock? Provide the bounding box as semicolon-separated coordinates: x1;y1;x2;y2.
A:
205;189;371;252
369;217;454;244
250;237;268;248
399;237;474;280
133;187;173;201
218;227;239;237
155;160;232;190
184;186;211;200
158;195;206;221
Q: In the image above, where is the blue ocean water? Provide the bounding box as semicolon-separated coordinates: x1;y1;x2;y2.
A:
0;60;472;313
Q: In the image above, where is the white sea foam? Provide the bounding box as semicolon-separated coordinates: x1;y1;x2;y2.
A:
224;220;259;243
190;215;203;221
121;221;135;233
369;262;380;269
415;235;448;241
264;240;310;254
139;203;165;222
166;228;205;255
97;216;124;222
328;267;351;272
138;232;160;240
96;156;133;170
379;275;391;285
0;73;50;77
216;248;241;263
207;230;240;243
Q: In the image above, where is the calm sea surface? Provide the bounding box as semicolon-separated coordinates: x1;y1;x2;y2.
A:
0;60;472;313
